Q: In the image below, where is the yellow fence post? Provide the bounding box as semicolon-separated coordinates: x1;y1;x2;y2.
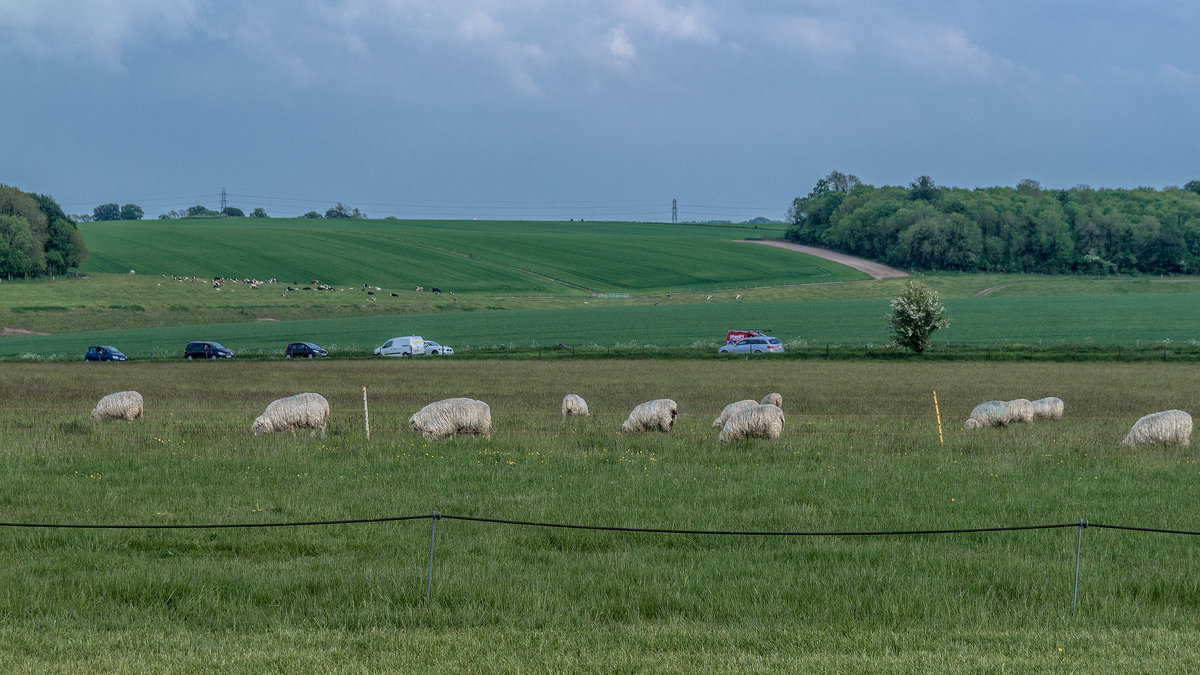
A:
932;390;944;446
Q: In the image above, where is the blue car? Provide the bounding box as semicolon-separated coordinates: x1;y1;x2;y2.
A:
85;345;127;361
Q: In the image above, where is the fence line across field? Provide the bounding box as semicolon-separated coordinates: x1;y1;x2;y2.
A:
1;512;1197;610
9;407;1137;422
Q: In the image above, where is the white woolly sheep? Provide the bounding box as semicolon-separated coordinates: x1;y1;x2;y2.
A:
760;393;783;408
718;404;785;443
964;399;1033;429
621;399;677;433
1030;397;1064;421
964;400;1007;429
1007;399;1035;425
409;397;492;440
1120;410;1192;448
712;400;758;428
251;392;329;436
562;394;590;418
90;391;143;422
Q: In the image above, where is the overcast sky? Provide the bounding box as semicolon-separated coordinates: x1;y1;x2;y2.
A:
2;1;1198;221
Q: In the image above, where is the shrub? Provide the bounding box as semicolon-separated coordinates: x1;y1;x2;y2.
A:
886;280;950;354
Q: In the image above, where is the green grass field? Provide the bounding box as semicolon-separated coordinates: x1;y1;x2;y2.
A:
2;360;1200;670
2;289;1198;359
5;271;1200;338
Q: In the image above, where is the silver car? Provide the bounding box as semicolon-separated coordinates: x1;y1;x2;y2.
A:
718;336;785;355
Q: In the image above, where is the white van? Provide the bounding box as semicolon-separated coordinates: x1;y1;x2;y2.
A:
373;336;425;356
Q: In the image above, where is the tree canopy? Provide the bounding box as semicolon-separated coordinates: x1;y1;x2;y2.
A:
787;174;1200;274
0;185;87;278
120;204;144;220
93;203;120;221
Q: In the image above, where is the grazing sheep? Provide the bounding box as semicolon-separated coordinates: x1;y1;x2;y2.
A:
621;399;677;433
562;394;590;418
760;392;783;409
1120;410;1192;448
964;399;1033;429
712;399;757;429
718;404;785;443
409;398;492;440
1030;397;1064;421
1007;398;1034;424
90;391;143;422
964;401;1007;429
251;393;329;437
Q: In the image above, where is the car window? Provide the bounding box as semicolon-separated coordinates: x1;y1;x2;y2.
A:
768;338;781;344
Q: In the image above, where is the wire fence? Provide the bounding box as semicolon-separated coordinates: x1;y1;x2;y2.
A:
1;512;1197;611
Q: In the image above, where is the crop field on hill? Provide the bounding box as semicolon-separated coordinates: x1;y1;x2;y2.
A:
2;290;1199;359
80;218;854;295
1;360;1199;669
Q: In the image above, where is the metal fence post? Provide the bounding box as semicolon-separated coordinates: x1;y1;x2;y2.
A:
426;512;441;600
1073;519;1087;614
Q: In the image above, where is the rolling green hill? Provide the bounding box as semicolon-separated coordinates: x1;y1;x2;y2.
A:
80;218;859;294
2;217;1197;357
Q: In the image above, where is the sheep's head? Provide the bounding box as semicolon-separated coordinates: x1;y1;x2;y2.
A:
964;418;982;430
251;416;271;435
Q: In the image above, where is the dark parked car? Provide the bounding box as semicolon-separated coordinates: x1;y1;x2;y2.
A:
185;341;233;359
285;342;328;358
85;345;127;362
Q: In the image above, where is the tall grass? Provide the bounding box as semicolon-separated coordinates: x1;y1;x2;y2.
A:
1;360;1199;669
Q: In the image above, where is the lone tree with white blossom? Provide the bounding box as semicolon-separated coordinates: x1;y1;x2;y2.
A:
886;281;950;354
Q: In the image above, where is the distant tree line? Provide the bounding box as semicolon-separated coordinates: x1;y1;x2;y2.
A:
0;185;88;279
156;205;264;219
786;172;1200;274
303;203;367;219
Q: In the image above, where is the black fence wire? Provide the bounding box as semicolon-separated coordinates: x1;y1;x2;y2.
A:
1;513;1198;610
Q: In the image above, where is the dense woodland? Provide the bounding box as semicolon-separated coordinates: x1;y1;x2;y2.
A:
786;173;1200;274
0;185;87;279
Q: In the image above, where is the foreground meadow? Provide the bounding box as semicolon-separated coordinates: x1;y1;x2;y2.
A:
1;360;1199;671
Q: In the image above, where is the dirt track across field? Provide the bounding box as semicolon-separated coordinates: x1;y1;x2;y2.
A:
1;327;50;337
747;240;908;280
